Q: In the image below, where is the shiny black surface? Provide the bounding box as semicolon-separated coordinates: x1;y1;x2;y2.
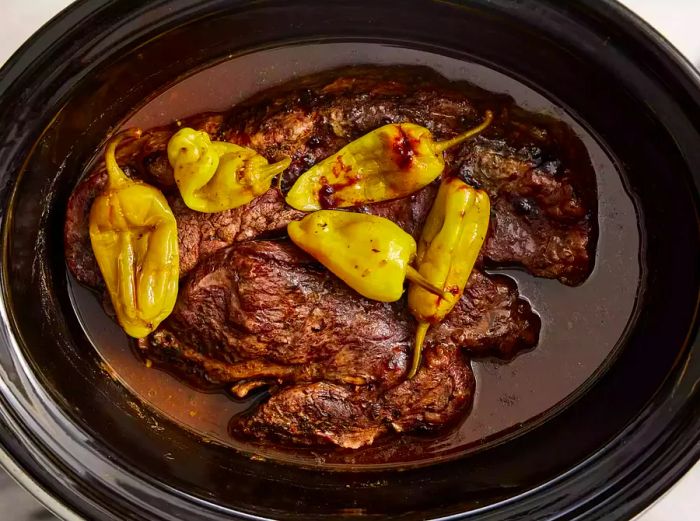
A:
0;0;698;520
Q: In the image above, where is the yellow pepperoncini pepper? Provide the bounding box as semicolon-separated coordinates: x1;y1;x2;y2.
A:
288;210;445;302
407;177;490;377
167;127;291;212
286;111;493;211
89;129;179;338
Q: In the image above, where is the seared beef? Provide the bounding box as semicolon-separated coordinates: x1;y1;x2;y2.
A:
65;170;303;287
357;183;439;238
65;169;108;288
379;344;474;434
141;240;539;388
138;240;538;446
65;65;597;288
232;345;473;449
168;191;304;277
234;382;387;449
144;241;411;390
429;270;540;359
458;129;595;284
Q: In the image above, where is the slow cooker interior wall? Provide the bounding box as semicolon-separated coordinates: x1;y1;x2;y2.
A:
2;1;698;519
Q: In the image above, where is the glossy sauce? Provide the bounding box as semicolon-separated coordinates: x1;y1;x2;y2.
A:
69;43;641;468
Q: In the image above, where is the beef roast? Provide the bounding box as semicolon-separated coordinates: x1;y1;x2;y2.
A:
65;65;597;288
429;270;541;359
138;240;538;447
144;241;411;391
232;345;474;449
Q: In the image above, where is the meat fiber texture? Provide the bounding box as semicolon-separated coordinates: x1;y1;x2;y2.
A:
65;65;595;448
140;241;539;448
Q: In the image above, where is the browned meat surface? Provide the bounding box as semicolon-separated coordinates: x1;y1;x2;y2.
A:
234;382;386;449
167;190;304;277
65;175;303;287
144;241;411;391
428;270;541;358
222;66;597;285
379;344;474;434
358;183;438;238
137;240;538;446
456;124;596;284
65;65;597;288
65;169;108;289
140;240;539;388
232;345;473;449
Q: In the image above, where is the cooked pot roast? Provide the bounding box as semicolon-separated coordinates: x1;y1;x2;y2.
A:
64;65;596;448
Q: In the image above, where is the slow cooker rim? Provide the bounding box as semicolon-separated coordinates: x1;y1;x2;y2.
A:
0;1;698;520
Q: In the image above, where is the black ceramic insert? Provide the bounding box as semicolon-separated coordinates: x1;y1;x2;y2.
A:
0;1;697;520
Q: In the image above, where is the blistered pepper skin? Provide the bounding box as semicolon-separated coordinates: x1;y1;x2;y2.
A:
89;130;179;338
167;127;291;213
407;177;490;377
288;211;444;302
286;111;493;211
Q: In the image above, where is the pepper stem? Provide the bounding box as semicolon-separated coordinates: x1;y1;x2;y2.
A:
105;128;142;189
276;167;285;192
406;266;447;298
408;321;430;379
434;110;494;153
256;157;291;187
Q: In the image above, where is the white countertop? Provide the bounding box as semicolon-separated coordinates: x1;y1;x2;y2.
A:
0;1;698;520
